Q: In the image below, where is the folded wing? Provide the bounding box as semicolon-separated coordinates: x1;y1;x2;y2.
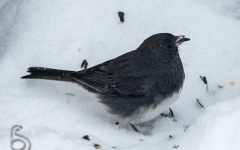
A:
69;52;150;98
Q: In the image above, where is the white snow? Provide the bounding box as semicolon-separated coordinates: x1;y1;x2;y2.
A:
1;0;240;149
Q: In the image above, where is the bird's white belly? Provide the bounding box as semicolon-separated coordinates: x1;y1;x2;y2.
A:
131;89;182;124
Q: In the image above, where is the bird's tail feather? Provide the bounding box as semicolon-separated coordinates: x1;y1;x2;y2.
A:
21;67;75;82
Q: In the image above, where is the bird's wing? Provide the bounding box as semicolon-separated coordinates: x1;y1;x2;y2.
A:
69;52;151;97
69;60;113;93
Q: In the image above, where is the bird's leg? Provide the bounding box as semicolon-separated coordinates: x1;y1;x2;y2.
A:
129;123;140;133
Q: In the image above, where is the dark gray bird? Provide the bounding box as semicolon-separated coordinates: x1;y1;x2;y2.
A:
22;33;190;132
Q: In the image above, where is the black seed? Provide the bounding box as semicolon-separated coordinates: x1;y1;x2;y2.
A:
115;122;119;125
200;76;207;84
173;145;179;148
82;135;90;141
200;76;208;92
94;144;101;149
118;12;124;22
218;85;223;88
202;77;207;84
169;135;173;138
81;59;88;70
66;93;75;96
197;99;204;108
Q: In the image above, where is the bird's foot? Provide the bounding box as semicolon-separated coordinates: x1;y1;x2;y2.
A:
160;107;177;122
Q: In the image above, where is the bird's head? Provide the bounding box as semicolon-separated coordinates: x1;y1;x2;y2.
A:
138;33;190;55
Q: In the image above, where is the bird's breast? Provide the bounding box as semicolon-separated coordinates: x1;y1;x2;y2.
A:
130;89;182;124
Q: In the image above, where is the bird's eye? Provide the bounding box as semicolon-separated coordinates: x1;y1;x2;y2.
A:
166;44;172;49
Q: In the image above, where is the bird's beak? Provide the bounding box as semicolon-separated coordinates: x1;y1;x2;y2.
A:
175;35;190;46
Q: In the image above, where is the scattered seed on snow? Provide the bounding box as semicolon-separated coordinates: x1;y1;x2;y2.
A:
197;99;204;108
118;12;124;22
200;76;207;84
184;126;189;132
81;59;88;70
66;100;70;104
66;93;75;96
173;145;179;148
200;76;208;92
82;135;90;141
94;144;101;149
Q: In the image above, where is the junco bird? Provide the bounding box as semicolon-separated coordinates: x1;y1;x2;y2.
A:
22;33;190;132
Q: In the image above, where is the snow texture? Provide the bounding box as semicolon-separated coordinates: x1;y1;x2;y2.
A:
1;0;240;149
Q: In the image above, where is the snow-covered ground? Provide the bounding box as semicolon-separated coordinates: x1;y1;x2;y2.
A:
1;0;240;149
